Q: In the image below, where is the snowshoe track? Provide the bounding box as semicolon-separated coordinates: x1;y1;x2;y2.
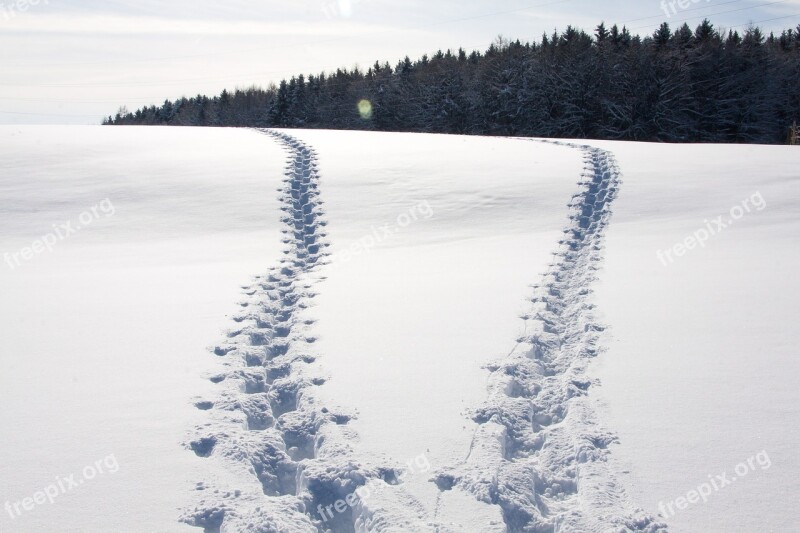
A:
182;130;407;533
434;141;667;533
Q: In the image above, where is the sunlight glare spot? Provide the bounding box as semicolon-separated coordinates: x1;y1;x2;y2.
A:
357;99;373;120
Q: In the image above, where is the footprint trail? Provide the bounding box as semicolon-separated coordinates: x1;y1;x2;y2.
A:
434;141;667;533
182;130;415;533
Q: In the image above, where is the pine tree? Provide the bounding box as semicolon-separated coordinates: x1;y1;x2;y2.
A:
653;23;671;49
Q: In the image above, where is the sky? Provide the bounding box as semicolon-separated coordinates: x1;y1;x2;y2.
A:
0;0;798;125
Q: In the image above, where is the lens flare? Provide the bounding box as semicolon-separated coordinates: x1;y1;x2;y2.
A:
357;99;373;120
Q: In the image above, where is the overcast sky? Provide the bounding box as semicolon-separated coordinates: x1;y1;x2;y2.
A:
1;0;798;124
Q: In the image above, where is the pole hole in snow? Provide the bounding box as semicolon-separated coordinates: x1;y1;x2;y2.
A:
213;346;234;357
190;437;217;458
433;474;455;491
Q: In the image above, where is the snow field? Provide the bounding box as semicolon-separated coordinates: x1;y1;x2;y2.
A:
2;127;798;532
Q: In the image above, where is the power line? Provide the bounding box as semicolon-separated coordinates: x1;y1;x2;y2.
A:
0;109;104;117
416;0;574;29
630;0;790;31
622;0;743;25
2;0;575;70
2;4;797;105
730;12;800;28
0;41;494;89
0;96;169;104
4;0;791;92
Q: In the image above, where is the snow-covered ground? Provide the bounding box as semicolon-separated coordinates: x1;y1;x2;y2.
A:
0;126;288;532
0;126;797;532
586;141;800;533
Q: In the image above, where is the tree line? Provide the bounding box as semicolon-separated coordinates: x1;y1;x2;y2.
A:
105;20;800;144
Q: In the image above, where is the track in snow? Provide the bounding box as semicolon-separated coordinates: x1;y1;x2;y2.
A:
434;141;666;533
181;134;662;532
182;131;406;533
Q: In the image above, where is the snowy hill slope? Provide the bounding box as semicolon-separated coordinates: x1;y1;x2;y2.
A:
1;126;798;532
586;141;800;533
